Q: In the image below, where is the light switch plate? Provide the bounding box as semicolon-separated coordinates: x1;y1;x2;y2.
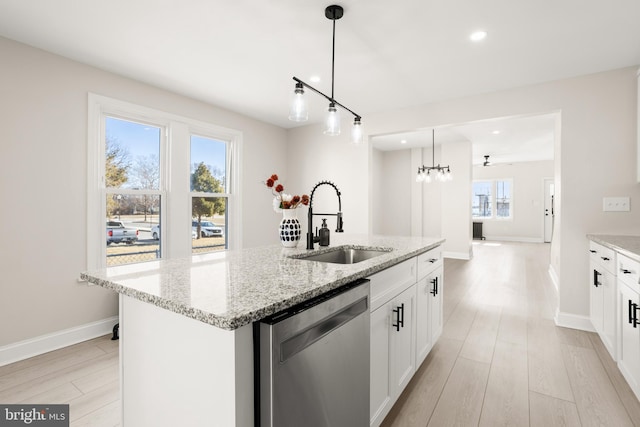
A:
603;197;630;212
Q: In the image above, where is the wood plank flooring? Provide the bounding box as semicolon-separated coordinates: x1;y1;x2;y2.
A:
1;241;639;426
382;241;640;427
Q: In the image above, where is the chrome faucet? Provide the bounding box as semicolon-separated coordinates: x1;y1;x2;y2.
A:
307;180;344;250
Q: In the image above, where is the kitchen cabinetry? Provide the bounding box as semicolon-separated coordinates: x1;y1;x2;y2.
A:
416;246;444;366
368;244;445;427
589;241;617;358
369;258;416;427
617;253;640;401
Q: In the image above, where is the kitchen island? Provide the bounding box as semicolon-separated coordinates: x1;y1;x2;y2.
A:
81;234;445;427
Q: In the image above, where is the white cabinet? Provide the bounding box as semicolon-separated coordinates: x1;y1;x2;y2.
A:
369;258;416;427
617;253;640;401
589;241;616;358
415;246;444;366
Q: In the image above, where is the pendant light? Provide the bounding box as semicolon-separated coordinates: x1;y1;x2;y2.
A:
289;5;363;144
416;129;453;183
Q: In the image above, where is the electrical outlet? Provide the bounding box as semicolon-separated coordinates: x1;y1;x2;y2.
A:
603;197;630;212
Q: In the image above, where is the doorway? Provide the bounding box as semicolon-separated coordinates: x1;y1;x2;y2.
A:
544;178;555;243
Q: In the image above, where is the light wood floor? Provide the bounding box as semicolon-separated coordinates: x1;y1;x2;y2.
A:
382;241;640;427
2;242;639;426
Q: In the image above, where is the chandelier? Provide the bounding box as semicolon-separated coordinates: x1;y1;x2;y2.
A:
416;129;453;183
288;5;363;144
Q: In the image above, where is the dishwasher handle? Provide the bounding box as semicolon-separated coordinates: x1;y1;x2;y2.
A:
280;296;368;362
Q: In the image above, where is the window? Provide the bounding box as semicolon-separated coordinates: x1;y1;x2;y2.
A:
471;179;512;219
88;94;241;270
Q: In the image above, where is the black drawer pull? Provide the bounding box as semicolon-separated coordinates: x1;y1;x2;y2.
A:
589;250;597;253
429;258;438;263
392;303;405;331
601;257;610;261
622;269;632;274
593;269;601;287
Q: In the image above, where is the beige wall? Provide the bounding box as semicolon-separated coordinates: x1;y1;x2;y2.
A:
0;37;287;347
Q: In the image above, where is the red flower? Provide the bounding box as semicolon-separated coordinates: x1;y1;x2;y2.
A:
266;178;274;188
270;174;279;181
301;194;310;206
275;184;284;193
291;195;301;205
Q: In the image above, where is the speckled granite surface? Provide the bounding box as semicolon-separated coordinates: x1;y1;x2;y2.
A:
587;234;640;263
81;234;444;331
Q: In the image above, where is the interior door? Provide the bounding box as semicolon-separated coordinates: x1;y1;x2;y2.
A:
544;178;555;243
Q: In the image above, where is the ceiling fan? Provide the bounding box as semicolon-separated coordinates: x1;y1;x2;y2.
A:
483;155;491;167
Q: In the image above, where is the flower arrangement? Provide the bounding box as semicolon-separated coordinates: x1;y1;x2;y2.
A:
265;174;309;213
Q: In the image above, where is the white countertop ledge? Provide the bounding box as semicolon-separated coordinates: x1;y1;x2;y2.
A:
81;234;445;330
587;234;640;263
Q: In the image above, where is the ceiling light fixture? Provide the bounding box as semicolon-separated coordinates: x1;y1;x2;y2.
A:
470;30;487;42
415;129;452;183
483;155;491;166
288;5;363;144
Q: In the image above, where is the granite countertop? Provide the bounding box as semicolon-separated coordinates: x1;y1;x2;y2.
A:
587;234;640;263
81;234;445;331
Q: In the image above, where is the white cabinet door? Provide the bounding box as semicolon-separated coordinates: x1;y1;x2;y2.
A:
619;282;640;400
430;267;444;344
390;285;416;395
602;268;617;357
590;260;605;335
415;276;432;367
370;303;391;426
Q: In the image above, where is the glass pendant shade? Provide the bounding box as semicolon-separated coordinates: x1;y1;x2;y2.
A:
324;104;340;135
351;118;363;144
288;83;308;122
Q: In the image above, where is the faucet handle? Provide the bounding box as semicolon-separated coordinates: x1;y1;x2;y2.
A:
336;212;344;233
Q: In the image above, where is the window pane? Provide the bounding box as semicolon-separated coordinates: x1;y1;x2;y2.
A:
106;117;160;190
106;194;161;266
496;180;511;218
192;197;227;254
472;181;492;218
190;135;226;192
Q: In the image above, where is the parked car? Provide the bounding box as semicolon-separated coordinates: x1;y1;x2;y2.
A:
192;220;224;238
152;225;198;239
107;220;138;245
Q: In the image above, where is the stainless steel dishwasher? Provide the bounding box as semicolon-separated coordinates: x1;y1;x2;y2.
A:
257;278;370;427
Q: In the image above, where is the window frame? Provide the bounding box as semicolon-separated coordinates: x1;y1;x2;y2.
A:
471;178;513;221
87;94;242;270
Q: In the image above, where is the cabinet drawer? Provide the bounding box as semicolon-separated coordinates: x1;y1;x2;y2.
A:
618;254;640;293
417;246;443;280
589;241;616;274
369;258;417;311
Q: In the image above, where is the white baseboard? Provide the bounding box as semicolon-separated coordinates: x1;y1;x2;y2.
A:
443;251;471;260
483;235;545;243
0;316;118;367
554;310;595;332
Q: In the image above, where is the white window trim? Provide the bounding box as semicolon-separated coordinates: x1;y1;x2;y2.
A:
471;178;513;221
87;93;242;271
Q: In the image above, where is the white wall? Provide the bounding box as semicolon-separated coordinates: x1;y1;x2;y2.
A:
376;150;412;236
361;66;640;328
0;37;287;348
473;160;554;242
286;124;369;238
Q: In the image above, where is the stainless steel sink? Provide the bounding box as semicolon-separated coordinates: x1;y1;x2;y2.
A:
292;247;391;264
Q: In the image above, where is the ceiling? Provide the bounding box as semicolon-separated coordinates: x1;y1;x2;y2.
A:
0;0;638;161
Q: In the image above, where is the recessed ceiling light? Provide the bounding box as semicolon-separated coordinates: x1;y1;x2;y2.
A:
310;75;321;83
492;130;501;135
401;139;407;144
470;30;487;42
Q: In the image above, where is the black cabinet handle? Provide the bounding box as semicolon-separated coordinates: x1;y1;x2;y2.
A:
430;277;438;296
601;257;610;261
429;258;438;263
622;269;632;274
589;250;597;253
632;301;640;329
593;269;601;287
392;303;405;331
